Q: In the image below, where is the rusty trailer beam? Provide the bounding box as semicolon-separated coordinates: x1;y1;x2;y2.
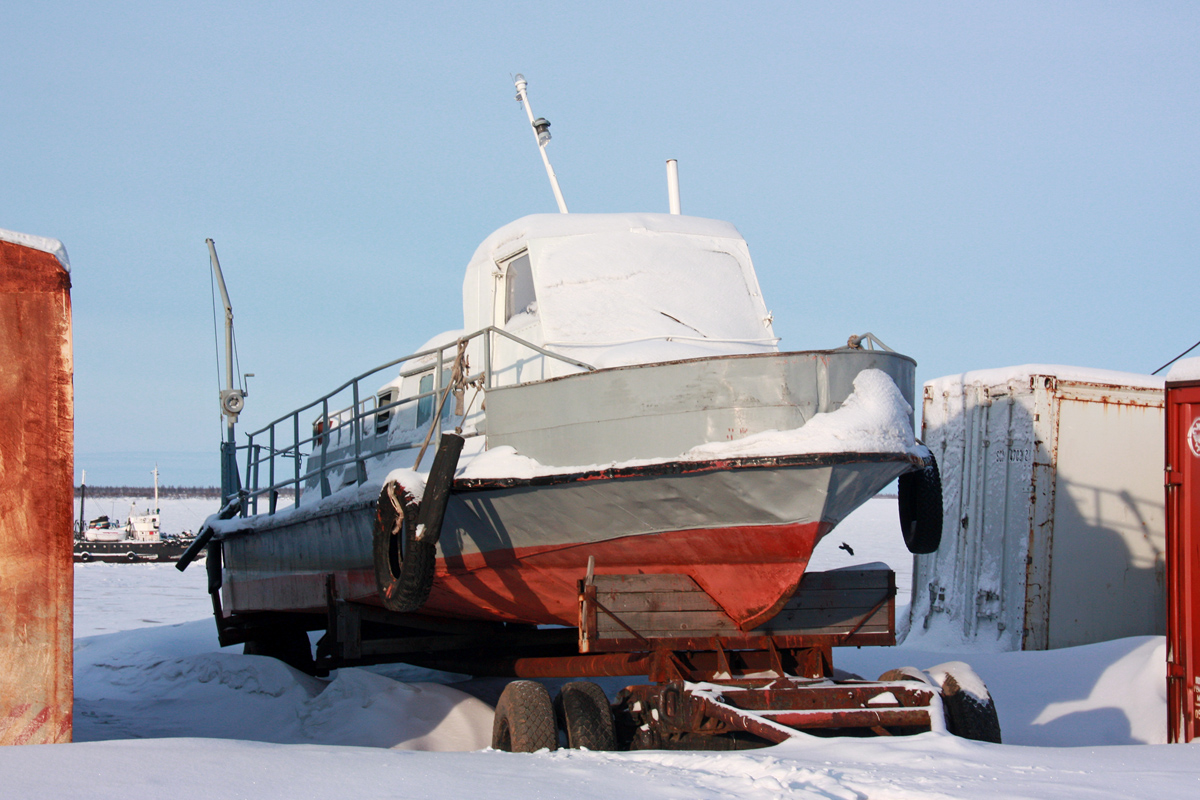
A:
614;679;938;749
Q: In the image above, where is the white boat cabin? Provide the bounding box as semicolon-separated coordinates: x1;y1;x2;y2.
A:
304;212;783;490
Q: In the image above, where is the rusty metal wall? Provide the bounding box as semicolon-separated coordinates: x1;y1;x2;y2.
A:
0;238;73;745
1166;377;1200;743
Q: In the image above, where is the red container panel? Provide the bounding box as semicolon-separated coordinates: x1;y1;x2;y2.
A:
1166;378;1200;743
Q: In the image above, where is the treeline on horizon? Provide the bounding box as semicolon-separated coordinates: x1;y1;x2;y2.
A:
75;485;222;499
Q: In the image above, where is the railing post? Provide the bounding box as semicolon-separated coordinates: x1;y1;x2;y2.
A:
243;438;253;516
251;444;262;515
268;424;276;514
434;344;444;452
484;327;493;389
293;413;301;508
352;380;366;485
320;398;331;498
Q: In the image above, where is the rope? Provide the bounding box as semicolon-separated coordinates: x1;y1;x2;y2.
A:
413;341;469;470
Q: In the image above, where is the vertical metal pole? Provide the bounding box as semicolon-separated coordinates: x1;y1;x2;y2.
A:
434;345;444;452
208;239;244;506
268;424;276;513
352;381;365;485
514;75;568;214
251;444;262;515
320;400;332;498
78;471;86;536
666;159;681;214
293;413;301;508
485;328;493;389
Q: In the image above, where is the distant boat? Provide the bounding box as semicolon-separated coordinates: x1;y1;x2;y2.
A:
74;467;194;563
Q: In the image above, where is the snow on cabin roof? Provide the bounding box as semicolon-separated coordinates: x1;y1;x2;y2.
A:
926;364;1165;394
0;227;71;272
462;213;774;353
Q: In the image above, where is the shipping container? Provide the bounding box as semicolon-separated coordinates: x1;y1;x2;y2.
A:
911;365;1164;651
1165;356;1200;742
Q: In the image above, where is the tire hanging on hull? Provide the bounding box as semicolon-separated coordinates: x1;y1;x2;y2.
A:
898;452;943;555
372;482;437;613
372;433;464;613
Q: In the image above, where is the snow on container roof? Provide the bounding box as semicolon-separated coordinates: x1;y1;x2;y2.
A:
462;213;775;359
0;227;71;272
1166;357;1200;384
926;364;1165;394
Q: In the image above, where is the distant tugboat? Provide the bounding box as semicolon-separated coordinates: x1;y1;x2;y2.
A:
74;467;194;563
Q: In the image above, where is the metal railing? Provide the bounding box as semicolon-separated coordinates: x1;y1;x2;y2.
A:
229;326;593;517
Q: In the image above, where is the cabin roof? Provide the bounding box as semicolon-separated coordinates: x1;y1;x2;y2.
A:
461;213;776;366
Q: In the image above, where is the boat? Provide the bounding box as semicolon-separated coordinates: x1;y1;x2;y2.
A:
74;467;195;563
80;515;126;543
192;77;941;638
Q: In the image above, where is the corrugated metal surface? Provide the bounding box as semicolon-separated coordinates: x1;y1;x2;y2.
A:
0;239;73;745
912;369;1164;650
1166;375;1200;742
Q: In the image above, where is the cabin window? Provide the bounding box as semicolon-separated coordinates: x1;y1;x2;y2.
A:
415;370;452;428
375;389;396;435
504;252;536;323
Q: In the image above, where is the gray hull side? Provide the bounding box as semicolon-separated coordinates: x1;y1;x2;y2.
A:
219;455;915;613
483;349;915;467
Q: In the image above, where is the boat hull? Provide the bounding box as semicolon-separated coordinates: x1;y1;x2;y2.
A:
74;540;193;563
219;452;918;627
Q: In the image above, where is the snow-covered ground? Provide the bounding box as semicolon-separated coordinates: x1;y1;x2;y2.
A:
7;497;1197;798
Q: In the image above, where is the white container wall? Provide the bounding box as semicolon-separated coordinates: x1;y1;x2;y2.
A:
911;366;1165;650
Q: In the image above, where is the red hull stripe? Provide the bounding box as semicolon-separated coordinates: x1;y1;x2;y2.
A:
228;520;828;628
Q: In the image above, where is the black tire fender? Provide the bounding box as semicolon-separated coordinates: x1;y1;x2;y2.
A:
898;452;943;554
492;680;558;753
372;481;437;613
555;681;616;751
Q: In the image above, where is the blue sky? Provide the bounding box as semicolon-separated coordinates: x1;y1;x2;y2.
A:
3;2;1197;485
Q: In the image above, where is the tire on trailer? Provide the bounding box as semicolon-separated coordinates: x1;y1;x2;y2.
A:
372;481;436;613
243;625;315;674
927;661;1002;743
898;453;943;554
555;681;616;751
493;680;558;753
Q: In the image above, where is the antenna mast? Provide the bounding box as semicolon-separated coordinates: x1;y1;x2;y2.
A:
207;238;245;503
514;74;568;213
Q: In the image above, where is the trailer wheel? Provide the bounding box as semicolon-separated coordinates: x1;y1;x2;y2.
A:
372;481;436;613
492;680;558;753
927;661;1002;743
555;681;616;751
898;453;943;554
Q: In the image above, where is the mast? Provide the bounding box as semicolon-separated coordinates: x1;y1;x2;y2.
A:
78;469;86;536
513;75;568;214
207;239;245;503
